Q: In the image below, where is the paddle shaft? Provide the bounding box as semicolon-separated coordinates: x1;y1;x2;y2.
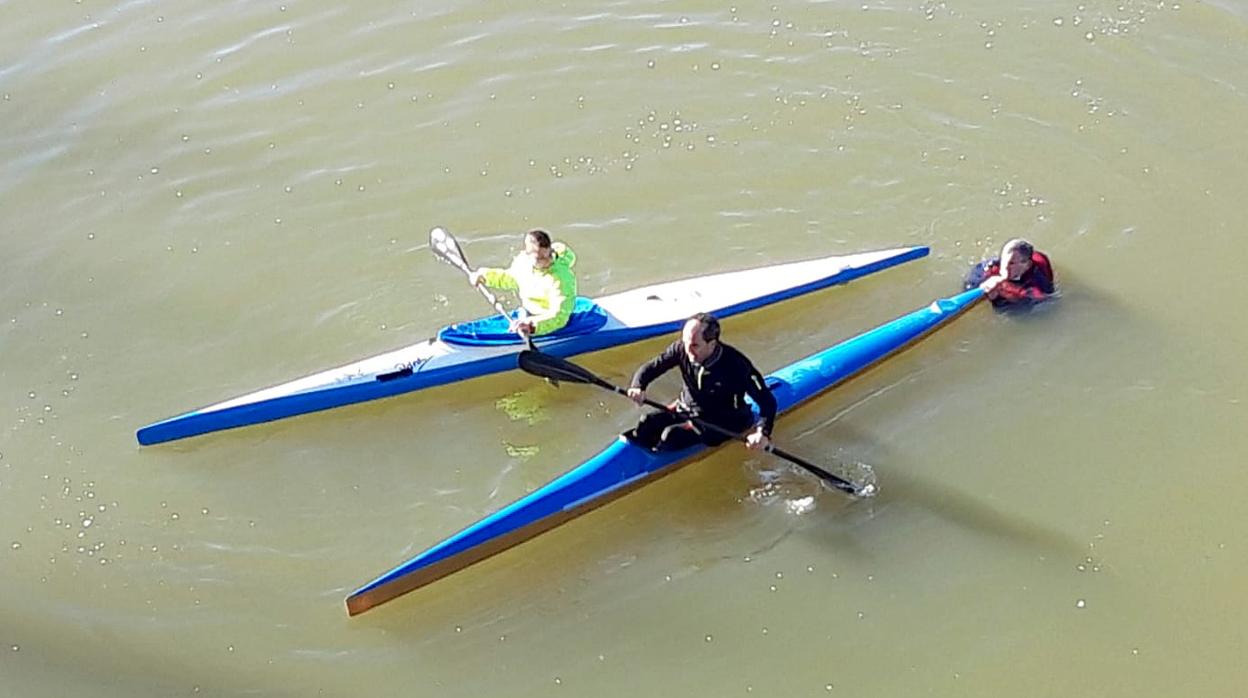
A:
468;275;536;350
432;228;537;351
607;383;858;495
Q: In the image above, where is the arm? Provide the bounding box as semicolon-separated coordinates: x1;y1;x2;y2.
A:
744;366;778;438
994;281;1047;303
475;266;519;291
628;342;682;403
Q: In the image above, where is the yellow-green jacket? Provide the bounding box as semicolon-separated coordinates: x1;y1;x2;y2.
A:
478;242;578;335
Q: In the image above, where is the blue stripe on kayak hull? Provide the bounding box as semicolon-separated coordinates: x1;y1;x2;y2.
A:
136;247;930;446
345;288;986;615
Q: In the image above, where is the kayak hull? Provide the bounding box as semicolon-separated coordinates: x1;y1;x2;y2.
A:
137;246;928;446
345;288;986;616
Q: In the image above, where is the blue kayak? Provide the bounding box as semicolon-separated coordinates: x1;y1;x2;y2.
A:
345;288;986;615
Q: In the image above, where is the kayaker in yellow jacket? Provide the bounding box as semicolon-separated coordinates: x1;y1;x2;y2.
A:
468;229;578;336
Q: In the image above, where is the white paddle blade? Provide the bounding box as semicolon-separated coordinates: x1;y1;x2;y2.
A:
429;227;471;273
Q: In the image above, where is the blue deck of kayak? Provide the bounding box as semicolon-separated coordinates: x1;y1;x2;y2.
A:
438;297;608;345
345;288;985;614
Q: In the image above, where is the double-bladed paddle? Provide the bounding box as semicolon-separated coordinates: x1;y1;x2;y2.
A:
430;226;538;352
517;350;873;496
376;227;545;383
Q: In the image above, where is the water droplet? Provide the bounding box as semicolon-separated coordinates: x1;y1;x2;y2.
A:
1076;599;1086;608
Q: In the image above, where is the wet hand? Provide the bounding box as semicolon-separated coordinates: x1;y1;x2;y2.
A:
509;319;535;335
979;274;1006;297
626;387;646;405
745;429;770;451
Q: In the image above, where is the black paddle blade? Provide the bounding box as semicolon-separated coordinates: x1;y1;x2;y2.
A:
429;226;472;274
517;350;604;387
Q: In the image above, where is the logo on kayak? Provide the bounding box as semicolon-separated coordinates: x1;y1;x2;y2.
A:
375;356;431;382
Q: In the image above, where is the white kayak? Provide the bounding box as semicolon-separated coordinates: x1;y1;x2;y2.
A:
136;245;929;445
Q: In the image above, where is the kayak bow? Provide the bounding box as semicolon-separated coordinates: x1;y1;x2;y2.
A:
345;288;986;616
137;246;928;445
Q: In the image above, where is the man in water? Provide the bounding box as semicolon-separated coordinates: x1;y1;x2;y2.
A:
624;313;776;453
469;229;578;336
965;238;1056;307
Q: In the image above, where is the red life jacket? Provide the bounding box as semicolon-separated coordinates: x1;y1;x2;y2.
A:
980;251;1055;305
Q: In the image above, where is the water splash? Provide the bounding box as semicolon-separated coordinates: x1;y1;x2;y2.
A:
841;461;879;498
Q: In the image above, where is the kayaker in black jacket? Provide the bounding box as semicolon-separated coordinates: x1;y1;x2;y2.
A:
624;313;777;452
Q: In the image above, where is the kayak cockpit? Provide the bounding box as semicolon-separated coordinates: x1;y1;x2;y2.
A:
437;297;608;346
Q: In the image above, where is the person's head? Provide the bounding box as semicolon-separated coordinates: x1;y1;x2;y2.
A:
524;229;554;269
681;313;721;363
1000;238;1035;280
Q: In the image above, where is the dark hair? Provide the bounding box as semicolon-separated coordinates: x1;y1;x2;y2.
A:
526;229;552;249
1003;238;1033;259
687;312;721;342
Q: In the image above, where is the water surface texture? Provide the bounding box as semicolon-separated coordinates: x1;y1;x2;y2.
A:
2;1;1246;695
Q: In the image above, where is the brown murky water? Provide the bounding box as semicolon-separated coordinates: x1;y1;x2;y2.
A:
3;0;1246;695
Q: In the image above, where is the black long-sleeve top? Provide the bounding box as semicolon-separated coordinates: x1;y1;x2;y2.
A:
630;341;778;436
